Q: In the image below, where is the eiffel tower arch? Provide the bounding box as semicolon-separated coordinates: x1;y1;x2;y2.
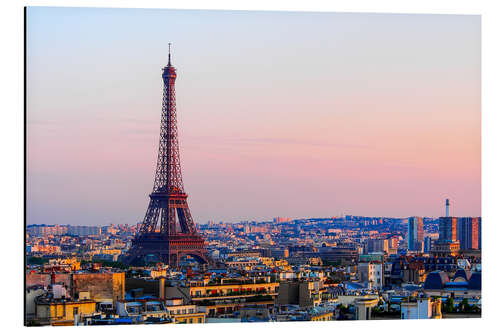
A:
125;45;211;267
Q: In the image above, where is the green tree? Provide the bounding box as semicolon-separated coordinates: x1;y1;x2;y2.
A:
443;297;454;313
27;256;49;265
338;304;350;315
459;298;471;313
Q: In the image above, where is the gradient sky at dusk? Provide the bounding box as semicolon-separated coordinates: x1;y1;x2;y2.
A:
26;7;481;225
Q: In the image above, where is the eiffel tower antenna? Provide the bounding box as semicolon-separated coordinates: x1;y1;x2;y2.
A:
168;42;172;66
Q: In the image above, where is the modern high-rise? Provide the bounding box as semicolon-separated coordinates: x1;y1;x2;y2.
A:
438;216;457;243
457;217;480;250
432;216;461;257
478;217;482;249
408;217;423;251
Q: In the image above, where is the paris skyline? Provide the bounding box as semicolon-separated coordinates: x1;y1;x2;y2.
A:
26;7;481;226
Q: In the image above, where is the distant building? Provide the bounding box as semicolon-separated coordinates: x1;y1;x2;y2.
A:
174;280;279;317
357;262;383;289
277;281;321;308
457;217;480;250
26;272;71;289
34;290;98;326
116;299;174;322
354;298;378;320
273;217;292;223
423;270;481;299
366;239;388;254
315;247;358;264
439;217;457;243
408;217;423;252
125;276;166;299
270;247;289;258
26;286;46;321
240;306;272;322
164;299;206;324
67;225;101;237
26;224;68;237
72;272;125;306
430;241;460;257
388;236;399;249
433;216;460;256
478;217;482;249
423;237;433;253
401;297;442;319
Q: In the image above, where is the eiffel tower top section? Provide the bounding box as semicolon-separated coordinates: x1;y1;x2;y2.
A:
153;43;185;195
162;43;177;80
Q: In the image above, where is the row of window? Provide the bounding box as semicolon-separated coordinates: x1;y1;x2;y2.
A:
169;308;195;315
180;317;203;324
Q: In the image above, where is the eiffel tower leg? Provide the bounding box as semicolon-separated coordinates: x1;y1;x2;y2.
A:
140;199;160;234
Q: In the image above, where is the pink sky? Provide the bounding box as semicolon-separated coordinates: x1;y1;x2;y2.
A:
26;8;480;225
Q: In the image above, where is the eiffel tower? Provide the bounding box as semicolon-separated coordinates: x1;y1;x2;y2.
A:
125;45;211;267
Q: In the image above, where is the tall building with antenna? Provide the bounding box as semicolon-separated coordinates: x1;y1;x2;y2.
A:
432;198;461;257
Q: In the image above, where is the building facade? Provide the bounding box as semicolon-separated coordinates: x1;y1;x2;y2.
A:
401;297;442;319
457;217;480;250
357;262;383;289
439;217;458;243
408;217;423;252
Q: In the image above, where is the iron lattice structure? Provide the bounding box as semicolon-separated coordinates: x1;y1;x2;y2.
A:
125;48;211;267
